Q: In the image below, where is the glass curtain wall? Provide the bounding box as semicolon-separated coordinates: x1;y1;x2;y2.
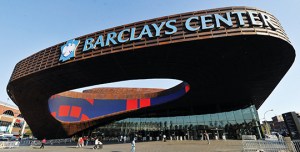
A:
93;105;261;141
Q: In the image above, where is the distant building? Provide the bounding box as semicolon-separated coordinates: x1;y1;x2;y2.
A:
273;115;284;122
0;101;29;137
282;112;300;139
271;115;287;134
262;120;273;135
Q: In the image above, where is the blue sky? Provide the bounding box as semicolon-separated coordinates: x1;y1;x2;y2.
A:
0;0;299;122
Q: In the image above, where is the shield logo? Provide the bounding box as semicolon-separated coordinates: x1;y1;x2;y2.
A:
59;39;80;62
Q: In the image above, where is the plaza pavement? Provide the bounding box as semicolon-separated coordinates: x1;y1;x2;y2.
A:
5;140;243;152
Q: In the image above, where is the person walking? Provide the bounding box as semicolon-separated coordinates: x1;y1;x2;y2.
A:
85;136;89;146
93;138;99;149
120;135;123;142
40;138;46;149
130;138;136;152
204;131;210;144
80;137;84;147
77;137;83;148
83;136;87;146
124;135;127;143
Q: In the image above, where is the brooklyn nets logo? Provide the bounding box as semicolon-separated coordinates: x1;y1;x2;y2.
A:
59;39;80;62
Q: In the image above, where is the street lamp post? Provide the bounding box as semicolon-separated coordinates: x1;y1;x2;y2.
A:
263;109;273;136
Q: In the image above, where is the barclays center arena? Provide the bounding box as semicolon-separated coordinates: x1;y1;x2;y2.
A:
7;6;295;140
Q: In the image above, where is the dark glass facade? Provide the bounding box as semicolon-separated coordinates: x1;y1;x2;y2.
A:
282;112;300;139
94;105;262;140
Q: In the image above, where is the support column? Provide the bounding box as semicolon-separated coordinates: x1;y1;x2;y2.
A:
8;117;16;134
20;121;27;138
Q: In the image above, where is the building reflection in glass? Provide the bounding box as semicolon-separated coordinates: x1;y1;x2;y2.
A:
92;105;262;141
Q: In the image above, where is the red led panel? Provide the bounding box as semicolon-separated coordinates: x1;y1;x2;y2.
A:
185;85;190;93
126;99;138;110
140;98;150;108
70;106;82;118
81;114;89;121
51;112;56;117
86;98;94;105
58;105;70;117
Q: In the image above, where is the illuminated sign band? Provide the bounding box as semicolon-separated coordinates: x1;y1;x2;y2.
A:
60;10;276;62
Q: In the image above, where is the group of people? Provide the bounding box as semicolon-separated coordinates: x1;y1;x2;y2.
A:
119;135;128;143
37;130;215;151
37;136;135;150
93;137;103;149
77;136;102;149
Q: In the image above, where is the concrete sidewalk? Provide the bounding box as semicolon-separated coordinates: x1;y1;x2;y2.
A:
5;140;242;152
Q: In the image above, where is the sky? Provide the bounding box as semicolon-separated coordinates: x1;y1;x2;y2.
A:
0;0;299;122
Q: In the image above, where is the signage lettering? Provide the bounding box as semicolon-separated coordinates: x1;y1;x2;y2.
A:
60;10;277;62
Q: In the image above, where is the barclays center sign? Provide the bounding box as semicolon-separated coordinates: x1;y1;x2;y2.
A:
59;10;277;62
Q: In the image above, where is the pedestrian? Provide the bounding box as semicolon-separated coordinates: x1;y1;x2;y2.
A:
77;137;83;148
124;136;127;143
40;138;46;149
80;137;84;147
86;136;89;146
131;138;136;152
275;132;281;141
83;136;87;146
204;131;210;144
163;134;166;142
93;138;99;149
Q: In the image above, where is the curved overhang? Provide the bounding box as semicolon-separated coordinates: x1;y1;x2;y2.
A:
49;82;189;122
7;6;295;139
